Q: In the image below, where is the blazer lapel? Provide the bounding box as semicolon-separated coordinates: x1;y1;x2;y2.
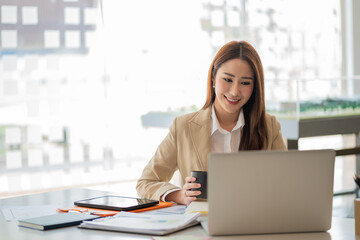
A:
188;107;212;170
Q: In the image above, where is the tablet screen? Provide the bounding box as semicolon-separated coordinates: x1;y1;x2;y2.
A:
74;195;159;211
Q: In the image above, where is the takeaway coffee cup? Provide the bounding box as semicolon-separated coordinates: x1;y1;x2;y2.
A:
191;171;207;200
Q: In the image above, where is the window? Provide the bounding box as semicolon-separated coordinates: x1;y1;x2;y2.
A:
0;0;355;199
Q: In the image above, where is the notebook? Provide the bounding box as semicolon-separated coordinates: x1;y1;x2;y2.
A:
79;211;201;235
204;149;335;236
18;212;100;230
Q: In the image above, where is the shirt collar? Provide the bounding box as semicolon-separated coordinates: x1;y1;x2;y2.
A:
211;104;245;135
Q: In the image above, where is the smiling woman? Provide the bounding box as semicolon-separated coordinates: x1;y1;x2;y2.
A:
212;59;254;132
136;40;287;206
204;41;268;151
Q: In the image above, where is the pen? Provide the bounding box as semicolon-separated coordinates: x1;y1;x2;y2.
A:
57;208;118;217
354;174;360;188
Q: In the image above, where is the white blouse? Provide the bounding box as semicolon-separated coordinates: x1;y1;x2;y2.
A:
211;104;244;153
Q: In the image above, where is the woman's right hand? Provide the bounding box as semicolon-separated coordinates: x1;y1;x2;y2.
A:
182;176;202;205
165;176;202;205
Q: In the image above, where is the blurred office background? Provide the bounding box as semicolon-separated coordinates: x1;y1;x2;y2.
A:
0;0;359;216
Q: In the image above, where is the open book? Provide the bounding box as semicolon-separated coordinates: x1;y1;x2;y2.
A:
79;211;201;235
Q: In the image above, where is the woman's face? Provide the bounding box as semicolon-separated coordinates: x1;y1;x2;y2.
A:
213;58;254;120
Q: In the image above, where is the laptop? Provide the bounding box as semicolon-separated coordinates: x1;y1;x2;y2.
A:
204;149;335;236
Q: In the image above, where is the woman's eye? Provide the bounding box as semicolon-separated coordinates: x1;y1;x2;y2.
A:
223;78;232;82
241;82;251;85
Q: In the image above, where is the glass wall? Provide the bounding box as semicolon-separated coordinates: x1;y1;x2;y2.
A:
1;0;352;197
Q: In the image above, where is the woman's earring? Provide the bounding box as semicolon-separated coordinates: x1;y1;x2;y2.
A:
212;85;215;88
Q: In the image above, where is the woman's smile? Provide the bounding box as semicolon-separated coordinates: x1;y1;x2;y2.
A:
224;95;240;104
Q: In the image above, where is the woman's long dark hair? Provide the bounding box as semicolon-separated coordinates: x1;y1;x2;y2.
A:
202;41;268;150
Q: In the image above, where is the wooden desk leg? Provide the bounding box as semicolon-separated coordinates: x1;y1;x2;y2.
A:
357;132;360;198
355;199;360;235
287;139;299;150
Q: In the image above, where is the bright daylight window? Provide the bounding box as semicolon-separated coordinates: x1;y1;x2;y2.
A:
0;0;353;197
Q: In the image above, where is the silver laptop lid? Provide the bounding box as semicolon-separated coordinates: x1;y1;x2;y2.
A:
208;149;335;236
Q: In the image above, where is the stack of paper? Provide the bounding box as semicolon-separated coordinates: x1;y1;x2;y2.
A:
185;201;208;216
79;212;201;235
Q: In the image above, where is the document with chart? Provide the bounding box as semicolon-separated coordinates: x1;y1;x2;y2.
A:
79;211;201;235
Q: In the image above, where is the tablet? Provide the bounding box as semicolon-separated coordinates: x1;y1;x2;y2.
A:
74;195;159;211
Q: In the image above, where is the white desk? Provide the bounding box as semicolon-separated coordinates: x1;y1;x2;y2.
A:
0;188;356;240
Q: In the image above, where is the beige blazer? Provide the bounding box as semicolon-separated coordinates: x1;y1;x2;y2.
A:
136;107;287;200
